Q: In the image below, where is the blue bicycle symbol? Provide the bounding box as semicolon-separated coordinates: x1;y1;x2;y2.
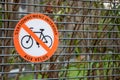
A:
21;27;52;49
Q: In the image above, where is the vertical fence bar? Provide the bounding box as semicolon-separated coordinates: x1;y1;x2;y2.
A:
1;0;5;80
112;0;117;80
87;1;92;80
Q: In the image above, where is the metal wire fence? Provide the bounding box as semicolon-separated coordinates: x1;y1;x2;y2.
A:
0;0;120;80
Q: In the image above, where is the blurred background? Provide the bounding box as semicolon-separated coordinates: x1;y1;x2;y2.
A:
0;0;120;80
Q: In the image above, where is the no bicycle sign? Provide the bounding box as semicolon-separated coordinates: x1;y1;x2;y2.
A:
13;13;59;62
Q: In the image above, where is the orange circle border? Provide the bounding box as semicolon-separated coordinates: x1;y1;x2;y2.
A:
13;13;59;62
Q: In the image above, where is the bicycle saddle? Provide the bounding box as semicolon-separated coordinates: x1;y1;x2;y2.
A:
40;29;44;31
30;27;34;29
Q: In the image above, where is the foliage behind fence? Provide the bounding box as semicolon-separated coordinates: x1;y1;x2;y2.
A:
0;0;120;80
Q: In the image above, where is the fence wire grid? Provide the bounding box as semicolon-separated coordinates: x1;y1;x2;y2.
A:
0;0;120;80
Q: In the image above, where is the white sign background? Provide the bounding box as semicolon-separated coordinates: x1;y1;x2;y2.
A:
19;19;54;56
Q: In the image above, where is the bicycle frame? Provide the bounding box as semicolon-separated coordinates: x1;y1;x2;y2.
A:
21;27;52;49
33;31;48;43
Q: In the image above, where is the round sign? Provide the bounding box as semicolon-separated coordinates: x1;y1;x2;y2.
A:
13;13;59;62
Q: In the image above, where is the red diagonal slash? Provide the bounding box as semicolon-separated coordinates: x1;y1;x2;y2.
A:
22;24;50;51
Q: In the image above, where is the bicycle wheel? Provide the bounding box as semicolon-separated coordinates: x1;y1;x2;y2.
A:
43;35;52;48
21;35;33;49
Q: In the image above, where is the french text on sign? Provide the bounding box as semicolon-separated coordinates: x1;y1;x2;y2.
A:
13;13;59;62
